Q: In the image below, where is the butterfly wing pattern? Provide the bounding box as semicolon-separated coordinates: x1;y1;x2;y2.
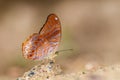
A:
22;14;61;60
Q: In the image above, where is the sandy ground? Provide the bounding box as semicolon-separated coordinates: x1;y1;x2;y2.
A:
17;60;120;80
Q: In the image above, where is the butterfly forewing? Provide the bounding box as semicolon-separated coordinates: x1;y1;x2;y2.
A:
22;14;61;60
40;14;61;52
40;14;61;36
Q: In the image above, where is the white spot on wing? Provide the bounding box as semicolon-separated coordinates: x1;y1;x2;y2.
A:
55;17;58;20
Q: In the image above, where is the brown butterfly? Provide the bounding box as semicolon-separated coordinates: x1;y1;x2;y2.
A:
22;14;61;60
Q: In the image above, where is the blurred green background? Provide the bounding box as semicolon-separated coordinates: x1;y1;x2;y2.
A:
0;0;120;80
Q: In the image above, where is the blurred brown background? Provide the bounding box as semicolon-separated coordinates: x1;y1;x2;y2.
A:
0;0;120;79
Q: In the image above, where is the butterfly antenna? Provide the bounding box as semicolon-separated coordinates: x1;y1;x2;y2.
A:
55;49;73;54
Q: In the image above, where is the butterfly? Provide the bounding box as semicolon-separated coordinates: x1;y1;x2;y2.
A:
22;14;61;60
